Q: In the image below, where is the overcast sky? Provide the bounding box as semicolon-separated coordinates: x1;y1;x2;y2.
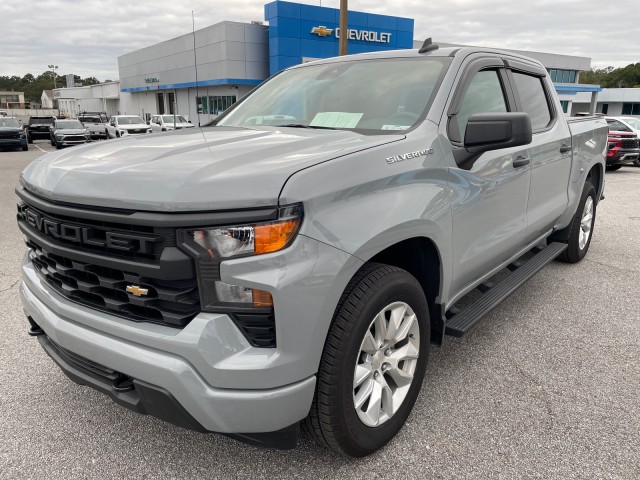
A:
1;0;638;81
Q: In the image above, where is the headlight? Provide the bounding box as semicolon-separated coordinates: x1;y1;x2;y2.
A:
178;204;303;310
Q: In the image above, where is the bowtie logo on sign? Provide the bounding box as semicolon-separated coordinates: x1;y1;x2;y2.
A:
311;26;334;37
310;26;392;43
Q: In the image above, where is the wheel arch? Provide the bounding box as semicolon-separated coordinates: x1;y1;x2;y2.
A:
364;236;445;345
587;162;604;204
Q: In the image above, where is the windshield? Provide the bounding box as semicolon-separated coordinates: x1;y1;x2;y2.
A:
0;118;20;128
118;116;145;125
56;120;83;129
162;115;187;123
216;57;450;133
623;118;640;129
80;116;101;123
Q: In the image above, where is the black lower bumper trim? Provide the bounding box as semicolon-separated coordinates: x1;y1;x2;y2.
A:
35;330;299;449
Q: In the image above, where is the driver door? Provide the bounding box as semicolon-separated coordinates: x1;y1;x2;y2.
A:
445;58;532;299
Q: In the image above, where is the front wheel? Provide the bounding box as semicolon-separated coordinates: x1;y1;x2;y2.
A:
303;263;430;457
635;158;640;167
557;180;596;263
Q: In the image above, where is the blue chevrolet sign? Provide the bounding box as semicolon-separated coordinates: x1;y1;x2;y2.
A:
264;1;414;75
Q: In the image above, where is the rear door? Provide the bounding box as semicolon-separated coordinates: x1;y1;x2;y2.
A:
506;60;572;242
444;56;532;298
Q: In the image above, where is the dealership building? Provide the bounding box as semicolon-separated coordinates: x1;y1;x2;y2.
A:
52;0;638;121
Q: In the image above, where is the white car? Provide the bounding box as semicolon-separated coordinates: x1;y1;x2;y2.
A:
605;116;640;166
105;115;152;139
149;114;195;133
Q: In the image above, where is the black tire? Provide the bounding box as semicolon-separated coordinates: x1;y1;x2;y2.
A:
115;131;120;138
605;165;622;171
303;263;430;457
55;141;62;150
22;145;28;151
635;158;640;167
27;136;33;144
557;180;596;264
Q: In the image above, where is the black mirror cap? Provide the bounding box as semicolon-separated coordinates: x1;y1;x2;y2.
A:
464;112;532;153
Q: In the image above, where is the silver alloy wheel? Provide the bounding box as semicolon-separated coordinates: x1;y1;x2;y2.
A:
353;301;420;427
579;196;594;250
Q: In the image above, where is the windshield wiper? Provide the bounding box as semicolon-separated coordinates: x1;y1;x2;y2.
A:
277;124;339;130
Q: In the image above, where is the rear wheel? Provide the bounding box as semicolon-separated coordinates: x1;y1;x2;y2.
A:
557;180;596;263
303;263;430;457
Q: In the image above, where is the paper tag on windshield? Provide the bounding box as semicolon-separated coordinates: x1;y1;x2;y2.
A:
310;112;363;129
381;125;410;130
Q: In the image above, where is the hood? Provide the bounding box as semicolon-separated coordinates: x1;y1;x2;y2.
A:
0;127;22;132
20;126;402;212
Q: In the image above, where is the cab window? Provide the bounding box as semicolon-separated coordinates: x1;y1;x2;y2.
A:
456;70;508;142
511;72;552;131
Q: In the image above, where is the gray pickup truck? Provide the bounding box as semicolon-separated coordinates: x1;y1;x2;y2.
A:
17;44;607;457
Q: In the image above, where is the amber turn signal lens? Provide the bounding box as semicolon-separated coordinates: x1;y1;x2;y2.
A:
252;289;273;307
254;219;300;254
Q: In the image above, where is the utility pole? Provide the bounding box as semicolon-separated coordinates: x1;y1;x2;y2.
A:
47;64;58;89
339;0;348;56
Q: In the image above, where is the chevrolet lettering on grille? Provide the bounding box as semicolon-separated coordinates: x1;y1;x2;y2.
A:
17;204;159;255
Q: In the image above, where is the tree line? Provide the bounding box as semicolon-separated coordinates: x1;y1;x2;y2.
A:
579;63;640;88
0;72;108;105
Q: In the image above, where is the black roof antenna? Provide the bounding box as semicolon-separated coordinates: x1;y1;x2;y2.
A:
418;38;439;54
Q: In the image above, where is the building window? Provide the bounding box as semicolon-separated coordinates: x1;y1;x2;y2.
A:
601;103;608;114
548;69;578;84
622;103;640;115
208;95;237;115
560;100;570;113
196;96;208;114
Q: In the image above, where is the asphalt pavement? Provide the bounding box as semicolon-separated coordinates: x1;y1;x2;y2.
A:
0;141;638;479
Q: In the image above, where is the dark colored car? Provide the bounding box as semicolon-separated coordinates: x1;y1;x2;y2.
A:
49;119;92;149
606;131;639;171
0;117;28;151
25;116;56;143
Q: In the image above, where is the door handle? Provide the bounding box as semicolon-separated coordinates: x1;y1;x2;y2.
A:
513;156;530;168
559;144;572;154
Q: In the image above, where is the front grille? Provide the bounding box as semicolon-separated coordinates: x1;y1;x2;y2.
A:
621;138;639;149
0;132;20;139
127;129;147;134
17;203;168;261
28;240;200;327
61;135;86;142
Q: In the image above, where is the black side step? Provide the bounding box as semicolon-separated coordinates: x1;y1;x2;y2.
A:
445;242;567;337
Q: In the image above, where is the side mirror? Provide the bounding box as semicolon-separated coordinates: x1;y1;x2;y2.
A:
454;112;532;169
147;121;150;125
188;120;192;124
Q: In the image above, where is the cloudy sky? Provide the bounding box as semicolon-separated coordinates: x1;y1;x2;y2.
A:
1;0;638;81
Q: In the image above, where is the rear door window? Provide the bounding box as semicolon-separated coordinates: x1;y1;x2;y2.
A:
511;72;552;131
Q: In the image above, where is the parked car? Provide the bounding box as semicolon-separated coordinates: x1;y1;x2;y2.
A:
49;118;92;149
149;114;195;132
105;115;152;138
25;116;55;143
0;110;8;117
605;116;640;166
78;112;109;139
0;117;28;151
17;44;607;457
605;130;639;171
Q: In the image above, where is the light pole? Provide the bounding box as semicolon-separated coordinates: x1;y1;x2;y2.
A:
47;64;58;89
339;0;348;56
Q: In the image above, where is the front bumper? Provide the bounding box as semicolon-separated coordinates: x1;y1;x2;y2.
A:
20;272;315;438
0;138;26;148
56;138;90;146
607;149;639;166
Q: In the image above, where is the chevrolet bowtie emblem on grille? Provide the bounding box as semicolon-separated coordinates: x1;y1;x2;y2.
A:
311;26;333;37
126;285;149;296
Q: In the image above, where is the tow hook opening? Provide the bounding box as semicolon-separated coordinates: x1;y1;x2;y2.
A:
26;315;44;336
113;374;135;392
